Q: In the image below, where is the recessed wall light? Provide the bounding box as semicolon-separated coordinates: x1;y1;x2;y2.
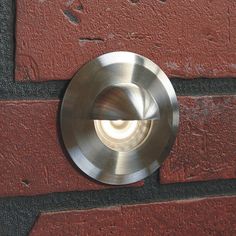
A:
60;51;179;185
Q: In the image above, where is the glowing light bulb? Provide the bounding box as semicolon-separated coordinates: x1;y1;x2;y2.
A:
94;120;152;152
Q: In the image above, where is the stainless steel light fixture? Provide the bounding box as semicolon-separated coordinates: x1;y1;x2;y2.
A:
60;51;179;185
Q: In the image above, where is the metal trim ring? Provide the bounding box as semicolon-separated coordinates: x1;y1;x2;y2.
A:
60;51;179;185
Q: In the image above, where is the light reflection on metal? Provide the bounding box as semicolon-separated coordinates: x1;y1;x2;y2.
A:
91;84;159;120
60;51;179;185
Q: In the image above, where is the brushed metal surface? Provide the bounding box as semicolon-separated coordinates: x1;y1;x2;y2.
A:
61;51;179;185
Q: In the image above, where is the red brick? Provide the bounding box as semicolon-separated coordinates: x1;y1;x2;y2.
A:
0;101;143;197
160;95;236;184
16;0;236;81
1;96;235;197
30;196;236;236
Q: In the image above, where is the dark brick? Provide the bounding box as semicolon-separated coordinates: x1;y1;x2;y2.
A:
30;196;236;235
160;95;236;184
16;0;236;81
1;96;235;197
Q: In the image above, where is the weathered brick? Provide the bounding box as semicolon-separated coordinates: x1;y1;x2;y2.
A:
16;0;236;81
30;196;236;235
160;95;236;184
0;100;143;197
0;96;235;197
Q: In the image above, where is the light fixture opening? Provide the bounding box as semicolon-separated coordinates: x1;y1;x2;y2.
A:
94;120;152;152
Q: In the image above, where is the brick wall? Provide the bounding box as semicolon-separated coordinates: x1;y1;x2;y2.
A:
0;0;236;235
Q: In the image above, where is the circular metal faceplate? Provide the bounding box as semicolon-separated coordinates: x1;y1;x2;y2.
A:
61;51;179;185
